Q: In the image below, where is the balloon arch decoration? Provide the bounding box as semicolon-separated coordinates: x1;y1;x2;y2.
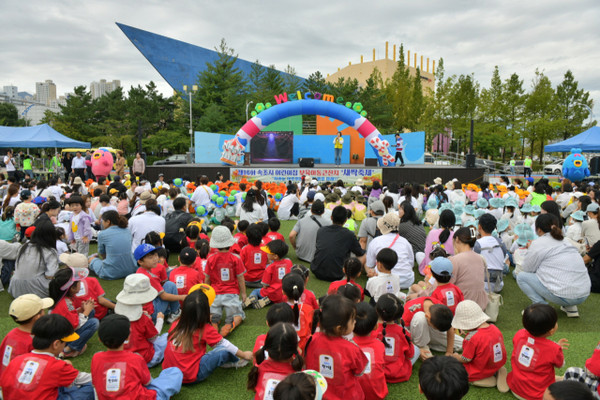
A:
220;99;394;166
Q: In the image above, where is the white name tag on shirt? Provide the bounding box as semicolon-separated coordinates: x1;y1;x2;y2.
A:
18;360;40;385
518;345;534;367
384;337;395;356
106;368;122;392
2;345;12;367
319;355;334;379
221;268;230;281
263;378;280;400
493;342;503;363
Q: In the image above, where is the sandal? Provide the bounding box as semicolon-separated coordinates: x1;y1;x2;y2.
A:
61;344;87;359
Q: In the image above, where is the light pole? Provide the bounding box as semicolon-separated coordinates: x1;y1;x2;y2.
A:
245;100;254;121
183;85;198;163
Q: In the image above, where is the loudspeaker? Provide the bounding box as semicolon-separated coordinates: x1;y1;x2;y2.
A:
591;157;600;175
299;158;314;168
465;154;476;168
365;158;378;167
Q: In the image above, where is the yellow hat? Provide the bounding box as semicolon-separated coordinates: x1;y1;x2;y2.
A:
61;332;80;342
260;245;273;255
188;283;216;306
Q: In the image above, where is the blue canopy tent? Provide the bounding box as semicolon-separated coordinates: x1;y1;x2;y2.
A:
0;124;90;148
545;126;600;152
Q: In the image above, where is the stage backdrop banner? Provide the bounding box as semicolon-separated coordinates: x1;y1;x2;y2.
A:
230;167;382;184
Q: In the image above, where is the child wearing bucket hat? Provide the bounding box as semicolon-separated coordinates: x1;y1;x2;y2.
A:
566;210;585;244
48;267;99;358
429;257;464;315
205;226;247;337
451;300;508;392
0;314;94;399
0;294;54;377
511;224;536;277
115;273;169;368
92;314;183;399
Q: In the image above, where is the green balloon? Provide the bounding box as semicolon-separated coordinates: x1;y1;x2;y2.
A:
195;206;206;216
173;178;183;187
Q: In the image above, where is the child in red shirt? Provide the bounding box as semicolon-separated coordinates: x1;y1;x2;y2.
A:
252;303;295;360
92;314;183;400
48;267;99;358
451;300;508;392
204;226;247;337
193;238;210;273
60;252;115;320
428;257;464;314
0;314;94;399
145;231;169;281
376;293;418;383
290;264;319;310
247;322;304;400
240;224;268;286
507;304;568;400
246;240;292;309
353;302;388;400
304;294;368;400
265;217;285;243
282;273;314;352
564;341;600;395
169;247;204;297
1;294;53;379
162;289;253;384
328;258;364;301
234;219;249;248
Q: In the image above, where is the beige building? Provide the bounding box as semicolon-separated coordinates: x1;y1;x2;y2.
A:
35;80;57;106
326;42;435;93
90;79;121;99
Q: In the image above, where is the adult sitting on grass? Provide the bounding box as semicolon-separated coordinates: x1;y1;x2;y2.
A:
89;210;137;280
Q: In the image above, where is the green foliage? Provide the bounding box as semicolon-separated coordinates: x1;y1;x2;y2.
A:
0;103;26;126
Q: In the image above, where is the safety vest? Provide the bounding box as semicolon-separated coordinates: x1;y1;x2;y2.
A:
524;158;532;168
510;159;515;166
49;156;61;172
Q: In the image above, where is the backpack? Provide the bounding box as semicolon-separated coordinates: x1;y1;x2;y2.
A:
482;190;493;201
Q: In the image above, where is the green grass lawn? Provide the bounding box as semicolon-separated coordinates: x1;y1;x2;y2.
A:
1;220;599;399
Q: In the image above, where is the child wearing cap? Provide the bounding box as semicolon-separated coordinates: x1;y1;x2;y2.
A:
0;294;54;379
366;248;403;304
0;314;94;399
135;243;186;324
429;257;464;315
92;314;183;400
48;267;100;358
245;239;293;309
169;247;204;298
451;300;508;392
67;195;94;256
60;252;115;320
115;274;168;368
204;226;247;337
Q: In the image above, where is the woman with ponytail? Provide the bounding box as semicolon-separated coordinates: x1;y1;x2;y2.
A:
247;322;304;399
34;199;61;227
89;210;137;280
282;273;313;352
375;293;419;383
517;213;591;318
418;209;456;274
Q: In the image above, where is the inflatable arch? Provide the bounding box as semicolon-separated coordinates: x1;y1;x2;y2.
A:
220;99;395;166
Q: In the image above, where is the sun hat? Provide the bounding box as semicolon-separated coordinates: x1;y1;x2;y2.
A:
134;243;158;261
476;198;488;209
473;209;486;219
452;300;490;331
520;204;533;213
9;294;54;322
139;191;156;204
114;302;143;321
587;203;600;213
531;205;541;213
98;314;130;344
189;283;216;306
134;186;145;194
370;200;386;215
116;273;158;305
571;210;585;222
445;181;454;190
210;225;235;249
427;197;438;209
73;177;84;185
453;204;464;217
314;193;326;202
59;267;89;292
59;252;89;269
430;257;453;275
496;219;509;233
377;212;400;235
505;198;519;208
489;198;503;209
433;177;442;185
464;219;478;228
464;204;475;215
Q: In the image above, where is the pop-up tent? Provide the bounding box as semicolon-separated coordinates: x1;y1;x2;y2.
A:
545;126;600;152
0;124;90;148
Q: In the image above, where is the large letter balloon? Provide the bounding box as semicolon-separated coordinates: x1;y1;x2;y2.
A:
562;148;590;182
91;148;114;181
220;99;394;166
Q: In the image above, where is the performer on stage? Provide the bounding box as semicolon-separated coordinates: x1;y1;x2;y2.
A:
395;133;405;166
333;131;344;166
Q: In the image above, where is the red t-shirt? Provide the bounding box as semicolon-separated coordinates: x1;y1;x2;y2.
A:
289;302;314;352
430;283;464;315
0;352;79;399
124;315;158;364
72;277;109;319
301;290;319;311
585;343;600;377
162;322;223;383
234;232;248;248
375;323;415;382
136;267;164;295
151;263;168;284
253;358;296;400
327;279;365;301
91;350;156;400
264;232;285;243
402;297;440;327
507;329;564;400
253;334;267;367
205;252;245;295
304;332;368;400
240;244;267;283
51;297;80;329
192;257;207;274
260;259;293;303
169;265;203;296
0;328;33;379
230;242;242;255
461;324;506;381
353;334;388;400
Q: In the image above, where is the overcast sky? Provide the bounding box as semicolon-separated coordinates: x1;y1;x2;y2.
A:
2;0;598;123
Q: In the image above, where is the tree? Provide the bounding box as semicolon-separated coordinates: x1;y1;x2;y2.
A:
421;58;453;150
282;65;303;93
476;66;507;158
385;44;413;132
524;69;559;161
501;73;527;158
358;68;393;130
0;103;25;126
302;71;329;94
262;65;285;95
448;74;479;153
556;70;594;140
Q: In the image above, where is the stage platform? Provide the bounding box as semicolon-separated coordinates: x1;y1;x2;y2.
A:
145;163;486;185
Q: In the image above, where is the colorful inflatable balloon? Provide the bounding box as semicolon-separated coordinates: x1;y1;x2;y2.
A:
91;148;114;181
220;99;394;166
195;206;207;216
562;148;590;182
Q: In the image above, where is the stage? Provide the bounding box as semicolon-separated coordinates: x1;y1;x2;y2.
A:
146;163;486;185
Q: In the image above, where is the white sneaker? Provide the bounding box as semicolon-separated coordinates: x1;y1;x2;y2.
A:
166;309;182;324
221;358;249;369
560;306;579;318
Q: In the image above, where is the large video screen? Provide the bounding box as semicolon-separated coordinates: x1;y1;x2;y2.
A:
250;131;294;163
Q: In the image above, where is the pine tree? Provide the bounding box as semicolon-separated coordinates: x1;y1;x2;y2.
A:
556;70;594;140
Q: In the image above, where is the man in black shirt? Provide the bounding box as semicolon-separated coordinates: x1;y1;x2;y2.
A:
310;205;366;281
164;197;195;252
